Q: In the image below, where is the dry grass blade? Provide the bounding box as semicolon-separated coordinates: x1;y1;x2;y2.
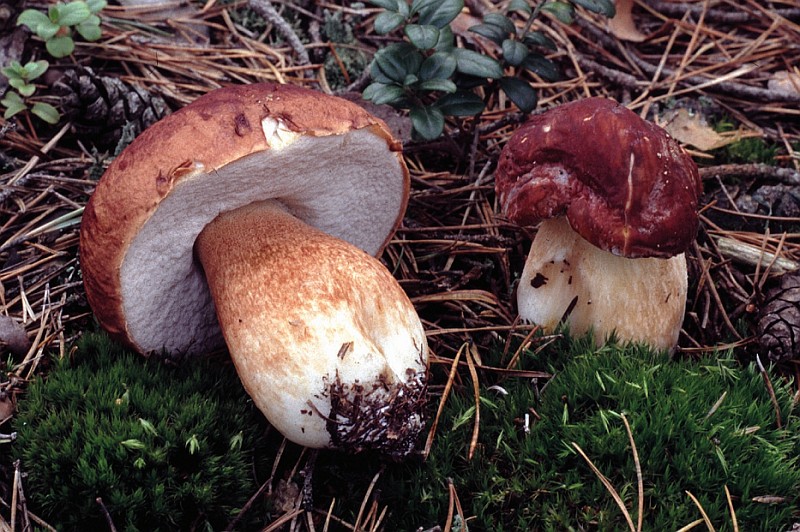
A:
675;518;707;532
571;442;636;532
620;414;644;532
724;485;739;532
443;478;469;532
685;490;717;532
423;343;466;459
262;509;305;532
353;466;384;532
465;343;481;461
756;355;783;429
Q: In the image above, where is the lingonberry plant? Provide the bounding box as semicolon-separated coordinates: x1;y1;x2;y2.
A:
1;60;59;124
363;0;615;139
17;0;106;59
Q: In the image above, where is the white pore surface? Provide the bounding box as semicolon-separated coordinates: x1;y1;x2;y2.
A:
120;128;406;355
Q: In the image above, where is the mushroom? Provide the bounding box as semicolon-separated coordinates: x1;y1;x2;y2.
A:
79;83;428;458
495;97;702;352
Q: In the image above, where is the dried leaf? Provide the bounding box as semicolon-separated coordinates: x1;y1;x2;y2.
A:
661;108;745;151
606;0;647;42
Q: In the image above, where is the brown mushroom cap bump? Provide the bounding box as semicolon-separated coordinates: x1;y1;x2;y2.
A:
496;97;702;351
80;83;428;457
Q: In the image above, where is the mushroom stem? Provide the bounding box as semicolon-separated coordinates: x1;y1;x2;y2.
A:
517;217;688;352
194;200;427;457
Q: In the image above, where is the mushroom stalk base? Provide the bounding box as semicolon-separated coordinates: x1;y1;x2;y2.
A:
517;217;688;352
195;200;427;457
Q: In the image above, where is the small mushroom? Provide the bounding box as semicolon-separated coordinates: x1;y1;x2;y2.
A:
495;97;702;352
79;83;428;457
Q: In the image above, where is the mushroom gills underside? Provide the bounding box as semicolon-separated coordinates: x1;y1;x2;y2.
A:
195;200;428;457
118;128;406;355
517;217;688;352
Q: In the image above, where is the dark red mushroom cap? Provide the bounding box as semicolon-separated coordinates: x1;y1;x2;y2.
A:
495;97;702;258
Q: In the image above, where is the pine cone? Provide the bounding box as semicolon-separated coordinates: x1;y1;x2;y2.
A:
757;273;800;362
53;67;170;150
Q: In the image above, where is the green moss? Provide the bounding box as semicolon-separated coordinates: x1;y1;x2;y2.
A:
374;336;800;530
713;118;780;165
13;332;271;531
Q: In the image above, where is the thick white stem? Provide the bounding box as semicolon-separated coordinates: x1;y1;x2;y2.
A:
517;217;687;352
195;200;427;456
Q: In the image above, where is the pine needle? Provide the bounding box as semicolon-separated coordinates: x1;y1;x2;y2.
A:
572;442;637;532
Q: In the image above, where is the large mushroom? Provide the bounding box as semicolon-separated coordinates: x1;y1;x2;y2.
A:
495;97;702;352
79;83;428;458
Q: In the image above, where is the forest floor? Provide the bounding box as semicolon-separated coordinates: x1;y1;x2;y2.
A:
1;0;799;530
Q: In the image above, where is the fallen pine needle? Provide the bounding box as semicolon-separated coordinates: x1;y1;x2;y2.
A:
572;442;636;532
685;490;716;532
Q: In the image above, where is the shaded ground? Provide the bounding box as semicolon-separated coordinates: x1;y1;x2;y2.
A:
1;0;799;529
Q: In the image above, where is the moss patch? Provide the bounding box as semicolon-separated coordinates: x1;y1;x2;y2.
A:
13;332;271;531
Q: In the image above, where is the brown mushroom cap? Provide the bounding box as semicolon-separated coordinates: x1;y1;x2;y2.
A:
80;83;410;356
495;97;701;258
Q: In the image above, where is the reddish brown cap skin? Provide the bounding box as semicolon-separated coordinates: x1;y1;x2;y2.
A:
80;83;408;352
495;97;702;258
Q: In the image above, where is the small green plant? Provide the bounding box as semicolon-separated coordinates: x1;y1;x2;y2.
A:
362;0;615;139
13;332;271;531
1;60;59;124
17;0;106;58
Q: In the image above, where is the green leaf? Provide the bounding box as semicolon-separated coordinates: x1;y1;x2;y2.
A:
46;35;76;58
418;79;456;92
522;53;561;82
1;92;27;119
571;0;615;17
433;24;455;52
468;23;507;45
410;104;445;140
138;418;159;437
362;82;407;105
10;79;36;97
185;434;200;455
2;61;23;76
25;60;50;80
374;11;406;34
419;52;457;81
542;1;575;24
229;431;244;451
37;20;62;41
483;13;516;34
367;0;403;10
405;24;440;50
436;90;485;116
120;438;146;451
54;1;91;26
499;76;537;113
523;31;557;51
452;48;503;79
509;0;532;14
31;101;60;124
16;9;51;31
373;43;422;83
86;0;107;14
76;16;102;41
403;73;419;86
413;0;464;29
502;39;529;66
